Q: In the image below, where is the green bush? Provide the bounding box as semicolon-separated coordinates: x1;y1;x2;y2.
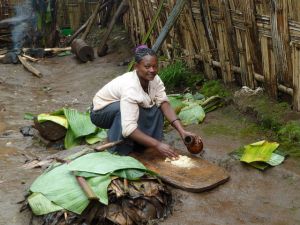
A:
159;61;189;89
278;121;300;144
200;80;230;98
159;60;205;92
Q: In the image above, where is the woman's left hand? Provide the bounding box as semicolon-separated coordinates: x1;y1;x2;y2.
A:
179;130;197;140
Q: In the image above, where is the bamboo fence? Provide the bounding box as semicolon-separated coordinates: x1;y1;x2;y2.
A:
1;0;300;110
123;0;300;111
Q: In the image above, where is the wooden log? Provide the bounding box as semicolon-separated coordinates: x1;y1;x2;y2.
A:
22;47;72;54
211;60;293;96
17;55;42;78
22;54;38;62
44;47;72;53
71;38;94;62
152;0;187;52
97;0;128;57
94;140;123;152
76;176;98;200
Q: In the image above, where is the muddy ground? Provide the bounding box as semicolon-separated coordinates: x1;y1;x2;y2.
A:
0;35;300;225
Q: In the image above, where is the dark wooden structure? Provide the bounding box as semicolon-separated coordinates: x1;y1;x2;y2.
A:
130;148;229;192
123;0;300;111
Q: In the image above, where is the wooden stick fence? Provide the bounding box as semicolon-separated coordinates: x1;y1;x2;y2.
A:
123;0;300;111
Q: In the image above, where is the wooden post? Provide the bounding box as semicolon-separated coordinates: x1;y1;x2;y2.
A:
292;43;300;111
193;1;216;80
199;0;217;60
270;0;292;87
244;0;263;76
216;0;234;84
261;36;277;98
234;25;247;86
152;0;187;52
97;0;128;56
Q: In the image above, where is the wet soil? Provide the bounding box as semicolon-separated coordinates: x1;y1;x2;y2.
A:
0;38;300;225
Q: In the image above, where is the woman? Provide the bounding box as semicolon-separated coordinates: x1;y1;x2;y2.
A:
90;47;198;157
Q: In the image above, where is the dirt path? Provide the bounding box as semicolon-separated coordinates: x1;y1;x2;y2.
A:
0;41;299;225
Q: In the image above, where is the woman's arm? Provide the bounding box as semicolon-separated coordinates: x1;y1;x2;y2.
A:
160;101;196;139
129;128;178;158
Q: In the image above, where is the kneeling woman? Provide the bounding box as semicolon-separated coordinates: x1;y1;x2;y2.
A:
90;47;197;157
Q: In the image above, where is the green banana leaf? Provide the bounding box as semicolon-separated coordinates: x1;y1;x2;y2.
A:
24;113;36;120
63;108;97;138
50;108;65;116
267;153;285;166
85;128;107;145
88;175;111;205
231;142;285;170
74;171;99;178
168;96;186;114
183;93;194;100
249;152;285;170
64;128;82;149
178;102;205;125
112;169;145;180
199;95;224;113
30;164;89;215
68;152;147;175
240;140;279;163
37;114;68;128
193;92;205;100
28;192;63;216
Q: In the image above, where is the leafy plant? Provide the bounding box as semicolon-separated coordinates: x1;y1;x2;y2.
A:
278;121;300;144
200;80;229;98
159;60;190;89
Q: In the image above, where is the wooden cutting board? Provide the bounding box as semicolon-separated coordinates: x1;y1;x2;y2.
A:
130;148;230;192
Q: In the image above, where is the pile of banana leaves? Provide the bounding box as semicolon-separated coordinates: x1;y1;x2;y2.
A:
25;150;171;225
168;92;225;125
28;108;107;149
230;140;286;170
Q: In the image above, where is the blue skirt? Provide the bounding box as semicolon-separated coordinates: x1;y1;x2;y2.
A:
90;101;164;155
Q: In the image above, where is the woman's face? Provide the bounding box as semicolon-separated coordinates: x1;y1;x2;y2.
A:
135;55;158;82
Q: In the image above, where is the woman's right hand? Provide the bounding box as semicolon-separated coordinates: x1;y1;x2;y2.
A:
155;142;179;158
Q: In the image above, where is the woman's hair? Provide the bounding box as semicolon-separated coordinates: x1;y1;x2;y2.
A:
135;45;157;63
